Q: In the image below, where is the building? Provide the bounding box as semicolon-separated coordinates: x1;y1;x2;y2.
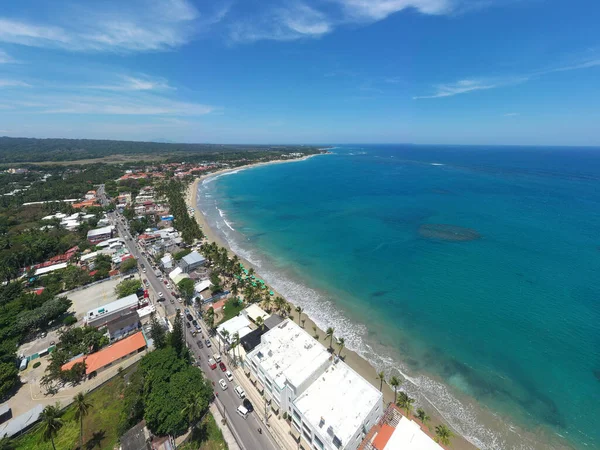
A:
34;262;68;276
160;253;174;270
293;361;383;450
216;315;253;345
194;279;212;296
243;304;270;324
245;319;383;450
168;267;190;285
106;312;140;341
179;251;206;273
85;190;97;200
0;404;44;438
359;404;444;450
240;314;284;353
62;332;147;378
87;225;114;244
119;420;151;450
85;294;144;328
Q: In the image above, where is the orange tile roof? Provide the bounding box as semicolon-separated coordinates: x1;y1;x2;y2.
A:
372;424;395;450
211;299;226;311
62;332;146;375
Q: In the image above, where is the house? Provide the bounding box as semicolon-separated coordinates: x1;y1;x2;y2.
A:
87;225;114;244
245;319;383;450
216;315;253;346
194;279;212;296
106;312;140;341
179;251;206;273
243;304;270;324
85;294;143;329
73;199;99;209
61;332;147;378
119;420;151;450
160;253;174;270
358;404;444;450
168;267;190;285
85;190;97;200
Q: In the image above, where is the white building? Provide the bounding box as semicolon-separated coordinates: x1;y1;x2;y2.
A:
245;319;383;450
216;315;253;345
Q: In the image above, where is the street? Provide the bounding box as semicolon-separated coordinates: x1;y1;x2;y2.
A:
108;210;279;450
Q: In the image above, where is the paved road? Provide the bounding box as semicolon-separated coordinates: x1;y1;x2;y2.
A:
107;210;279;450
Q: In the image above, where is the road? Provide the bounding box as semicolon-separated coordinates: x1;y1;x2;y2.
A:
106;209;279;450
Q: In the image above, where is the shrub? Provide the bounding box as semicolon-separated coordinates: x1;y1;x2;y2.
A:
63;315;77;326
33;361;41;368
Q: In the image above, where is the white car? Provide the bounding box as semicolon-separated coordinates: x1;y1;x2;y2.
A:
158;292;163;298
166;283;171;289
219;379;228;390
236;405;249;419
225;370;233;382
234;385;246;399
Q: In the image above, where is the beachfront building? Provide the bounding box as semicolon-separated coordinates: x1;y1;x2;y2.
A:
244;319;384;450
179;250;206;273
358;404;444;450
216;315;253;346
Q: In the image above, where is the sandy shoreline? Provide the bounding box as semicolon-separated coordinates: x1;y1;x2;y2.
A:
185;155;476;450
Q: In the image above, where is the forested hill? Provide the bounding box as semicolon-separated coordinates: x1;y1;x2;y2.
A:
0;136;320;163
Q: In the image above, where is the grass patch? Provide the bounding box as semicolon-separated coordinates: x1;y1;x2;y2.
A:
218;298;244;325
15;368;131;450
178;413;228;450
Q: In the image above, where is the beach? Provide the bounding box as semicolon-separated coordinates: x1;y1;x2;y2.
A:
185;155;477;450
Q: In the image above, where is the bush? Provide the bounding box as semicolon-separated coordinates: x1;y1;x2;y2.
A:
63;315;77;326
282;412;288;420
33;361;41;368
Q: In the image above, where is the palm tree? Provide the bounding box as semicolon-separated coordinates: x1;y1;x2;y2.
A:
337;337;345;358
435;424;453;446
40;403;63;450
396;391;415;417
389;376;401;403
312;325;318;339
295;306;303;324
182;391;209;432
377;371;385;391
232;332;240;365
74;392;92;450
262;295;271;312
221;329;230;354
255;316;264;331
326;327;335;350
416;408;430;425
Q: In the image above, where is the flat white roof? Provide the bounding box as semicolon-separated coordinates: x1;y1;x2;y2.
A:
194;279;212;293
249;319;330;390
168;267;183;281
294;361;383;450
217;315;252;343
384;416;444;450
87;225;114;237
80;251;98;262
244;304;270;323
35;262;68;276
86;293;139;320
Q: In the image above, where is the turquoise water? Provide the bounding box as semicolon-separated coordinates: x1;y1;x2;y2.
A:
197;146;600;449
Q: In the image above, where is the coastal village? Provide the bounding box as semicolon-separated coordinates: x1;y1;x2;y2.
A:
0;153;455;450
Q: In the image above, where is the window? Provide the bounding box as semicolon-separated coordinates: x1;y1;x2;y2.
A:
314;436;324;450
303;430;312;443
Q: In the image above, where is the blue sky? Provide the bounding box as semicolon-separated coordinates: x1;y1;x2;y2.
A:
0;0;599;145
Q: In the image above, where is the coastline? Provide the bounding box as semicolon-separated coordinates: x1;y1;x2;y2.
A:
185;155;476;450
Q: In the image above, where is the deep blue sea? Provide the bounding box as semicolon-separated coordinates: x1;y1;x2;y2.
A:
197;145;600;450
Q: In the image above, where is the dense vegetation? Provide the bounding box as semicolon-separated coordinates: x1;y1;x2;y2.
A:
157;180;203;244
0;136;320;163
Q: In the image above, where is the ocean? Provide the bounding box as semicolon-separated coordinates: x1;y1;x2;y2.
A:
196;145;600;450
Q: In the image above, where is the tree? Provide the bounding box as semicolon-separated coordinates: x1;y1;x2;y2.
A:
0;362;19;400
115;278;141;298
255;316;264;331
0;436;14;450
204;308;215;330
295;306;303;324
396;391;415;417
231;332;240;365
312;325;318;339
337;337;345;358
435;424;453;446
182;391;209;432
73;392;92;450
170;311;185;357
40;403;63;450
209;272;222;294
377;371;385;392
416;408;430;425
150;313;166;349
177;278;195;304
120;257;138;273
390;376;401;403
326;327;335;350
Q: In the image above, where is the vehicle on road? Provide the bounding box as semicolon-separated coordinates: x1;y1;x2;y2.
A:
219;379;228;390
186;322;191;328
205;339;211;347
144;280;149;287
219;362;226;372
166;283;172;289
214;354;221;363
234;386;246;399
208;358;217;369
197;340;204;348
192;319;198;327
163;280;168;285
158;292;163;298
170;298;174;304
142;268;146;273
226;370;233;382
243;398;254;412
237;405;249;419
171;291;176;297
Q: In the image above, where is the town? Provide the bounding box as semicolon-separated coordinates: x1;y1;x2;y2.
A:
0;153;451;450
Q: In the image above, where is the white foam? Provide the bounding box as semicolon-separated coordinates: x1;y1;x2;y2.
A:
430;162;445;166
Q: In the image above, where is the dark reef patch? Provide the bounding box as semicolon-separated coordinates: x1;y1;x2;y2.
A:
419;223;481;242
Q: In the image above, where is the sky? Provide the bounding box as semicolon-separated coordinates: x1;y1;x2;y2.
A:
0;0;599;145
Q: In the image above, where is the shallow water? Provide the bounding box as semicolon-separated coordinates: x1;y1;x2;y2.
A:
198;145;600;449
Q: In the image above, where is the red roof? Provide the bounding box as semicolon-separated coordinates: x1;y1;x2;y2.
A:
61;332;146;375
372;424;395;450
211;299;226;311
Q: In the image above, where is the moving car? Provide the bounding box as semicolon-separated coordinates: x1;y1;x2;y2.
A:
236;405;249;419
186;322;191;328
208;358;217;369
158;292;163;298
234;386;246;399
197;340;204;348
219;362;226;372
213;354;221;363
226;370;233;382
219;379;228;390
243;399;254;412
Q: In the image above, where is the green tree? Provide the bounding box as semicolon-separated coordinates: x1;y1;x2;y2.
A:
390;376;401;403
182;391;209;432
377;371;385;392
150;313;167;349
73;392;92;450
396;391;415;417
295;305;303;324
39;403;63;450
255;316;264;331
204;308;215;330
312;325;318;339
120;258;137;273
177;278;195;304
115;278;141;298
0;436;14;450
170;311;185;357
0;362;19;400
337;337;345;358
326;327;335;350
435;424;453;446
416;408;430;425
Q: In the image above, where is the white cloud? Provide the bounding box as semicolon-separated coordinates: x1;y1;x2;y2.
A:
89;75;174;91
337;0;452;21
0;0;225;52
413;78;503;99
0;79;30;88
0;49;17;63
504;112;519;116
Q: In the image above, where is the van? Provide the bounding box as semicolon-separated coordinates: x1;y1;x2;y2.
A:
234;386;246;399
213;354;221;363
236;405;249;419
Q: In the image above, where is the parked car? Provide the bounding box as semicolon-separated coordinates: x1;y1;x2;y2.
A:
226;370;233;382
163;279;168;285
186;322;191;328
205;339;211;347
208;358;217;369
219;362;226;372
192;319;198;327
237;405;249;419
170;298;174;304
158;292;163;298
166;283;172;289
234;385;246;399
197;340;204;348
243;399;254;412
219;379;228;390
